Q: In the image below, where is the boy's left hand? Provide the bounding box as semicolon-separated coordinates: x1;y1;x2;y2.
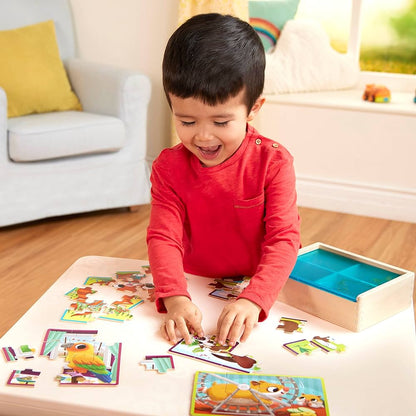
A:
216;298;261;346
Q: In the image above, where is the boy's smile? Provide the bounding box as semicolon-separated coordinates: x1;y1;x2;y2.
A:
170;91;264;167
197;144;221;161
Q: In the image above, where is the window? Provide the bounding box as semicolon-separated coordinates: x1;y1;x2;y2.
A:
295;0;416;75
360;0;416;74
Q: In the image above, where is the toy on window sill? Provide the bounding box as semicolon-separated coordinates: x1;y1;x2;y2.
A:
362;84;391;103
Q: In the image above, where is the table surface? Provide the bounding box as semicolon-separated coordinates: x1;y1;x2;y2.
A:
0;256;415;416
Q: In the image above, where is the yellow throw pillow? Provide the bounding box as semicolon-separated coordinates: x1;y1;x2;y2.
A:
0;20;82;117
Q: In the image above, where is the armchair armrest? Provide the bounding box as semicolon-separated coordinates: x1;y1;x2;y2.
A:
66;58;151;117
65;59;151;153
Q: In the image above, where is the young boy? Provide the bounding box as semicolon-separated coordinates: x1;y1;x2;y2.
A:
147;13;300;346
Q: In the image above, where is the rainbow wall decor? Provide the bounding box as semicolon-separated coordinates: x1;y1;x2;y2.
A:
249;17;281;51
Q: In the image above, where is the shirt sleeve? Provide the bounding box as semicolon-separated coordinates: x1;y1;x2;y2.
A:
237;152;301;321
146;155;191;312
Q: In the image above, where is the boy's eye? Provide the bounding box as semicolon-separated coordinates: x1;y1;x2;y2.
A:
214;121;229;127
180;121;195;127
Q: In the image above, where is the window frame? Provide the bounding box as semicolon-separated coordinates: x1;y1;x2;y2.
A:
348;0;415;91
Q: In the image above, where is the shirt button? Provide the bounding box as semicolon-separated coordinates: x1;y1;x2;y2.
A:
272;143;279;148
255;138;262;145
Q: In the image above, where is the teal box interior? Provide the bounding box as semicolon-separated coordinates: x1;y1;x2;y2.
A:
279;243;414;331
290;248;401;302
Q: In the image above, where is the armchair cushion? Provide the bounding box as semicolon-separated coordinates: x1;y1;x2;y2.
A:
8;111;125;162
0;20;82;118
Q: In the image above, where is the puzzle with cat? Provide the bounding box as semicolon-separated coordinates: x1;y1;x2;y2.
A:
191;371;329;415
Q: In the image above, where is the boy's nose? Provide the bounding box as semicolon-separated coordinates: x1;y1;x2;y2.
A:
195;127;213;142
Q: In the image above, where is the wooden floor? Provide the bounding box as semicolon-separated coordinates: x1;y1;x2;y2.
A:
0;205;415;337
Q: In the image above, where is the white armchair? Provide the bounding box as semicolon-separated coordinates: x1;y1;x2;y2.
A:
0;0;151;226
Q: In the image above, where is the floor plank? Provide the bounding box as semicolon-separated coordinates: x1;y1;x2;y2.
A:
0;206;150;337
0;205;414;337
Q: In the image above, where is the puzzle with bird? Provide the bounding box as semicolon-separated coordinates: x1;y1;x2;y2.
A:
40;328;121;385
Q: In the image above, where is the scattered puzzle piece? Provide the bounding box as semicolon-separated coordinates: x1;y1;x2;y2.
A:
283;336;346;356
7;369;41;387
115;270;145;280
110;294;144;309
1;347;18;361
208;276;250;300
98;305;134;322
2;347;17;361
65;286;97;301
140;355;175;373
283;339;318;356
277;317;307;333
2;345;36;361
84;276;114;286
61;308;98;323
18;344;36;359
311;336;346;353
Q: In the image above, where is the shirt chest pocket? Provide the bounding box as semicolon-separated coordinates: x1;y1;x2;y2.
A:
234;193;264;209
233;194;265;238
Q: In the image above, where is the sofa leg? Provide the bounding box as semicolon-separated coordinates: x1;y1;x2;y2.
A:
128;205;140;212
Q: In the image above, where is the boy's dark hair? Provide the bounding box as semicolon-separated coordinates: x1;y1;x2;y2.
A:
163;13;265;112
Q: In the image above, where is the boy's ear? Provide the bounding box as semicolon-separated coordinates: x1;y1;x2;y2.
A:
247;96;265;121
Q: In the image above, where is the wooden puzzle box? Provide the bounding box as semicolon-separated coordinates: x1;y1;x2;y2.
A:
278;242;415;332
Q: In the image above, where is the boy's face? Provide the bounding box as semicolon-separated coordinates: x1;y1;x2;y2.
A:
170;90;264;167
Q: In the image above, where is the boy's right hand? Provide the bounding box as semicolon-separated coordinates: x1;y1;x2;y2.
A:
161;296;204;345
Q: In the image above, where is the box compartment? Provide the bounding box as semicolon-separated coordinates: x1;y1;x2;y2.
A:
278;242;415;331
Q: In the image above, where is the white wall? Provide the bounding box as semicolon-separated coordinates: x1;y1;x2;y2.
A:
69;0;179;161
255;88;416;223
68;1;416;222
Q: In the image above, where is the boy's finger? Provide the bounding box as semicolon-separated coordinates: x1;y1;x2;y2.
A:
227;316;245;346
187;313;204;338
239;317;255;342
187;309;204;337
217;312;235;346
190;323;205;338
165;319;177;344
175;318;192;344
160;322;169;341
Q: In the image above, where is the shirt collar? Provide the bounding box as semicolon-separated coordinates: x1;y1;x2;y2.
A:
191;124;258;173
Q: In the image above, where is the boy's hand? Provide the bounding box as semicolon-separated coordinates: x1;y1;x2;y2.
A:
161;296;204;345
216;298;261;346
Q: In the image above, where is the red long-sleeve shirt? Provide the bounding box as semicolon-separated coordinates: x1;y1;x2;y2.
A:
147;124;300;320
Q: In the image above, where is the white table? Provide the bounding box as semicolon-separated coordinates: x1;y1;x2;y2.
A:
0;256;415;416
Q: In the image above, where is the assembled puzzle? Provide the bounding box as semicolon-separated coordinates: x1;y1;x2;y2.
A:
40;328;121;385
169;335;260;373
61;266;154;323
191;371;329;415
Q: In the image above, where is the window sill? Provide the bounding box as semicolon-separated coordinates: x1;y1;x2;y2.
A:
264;89;416;117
